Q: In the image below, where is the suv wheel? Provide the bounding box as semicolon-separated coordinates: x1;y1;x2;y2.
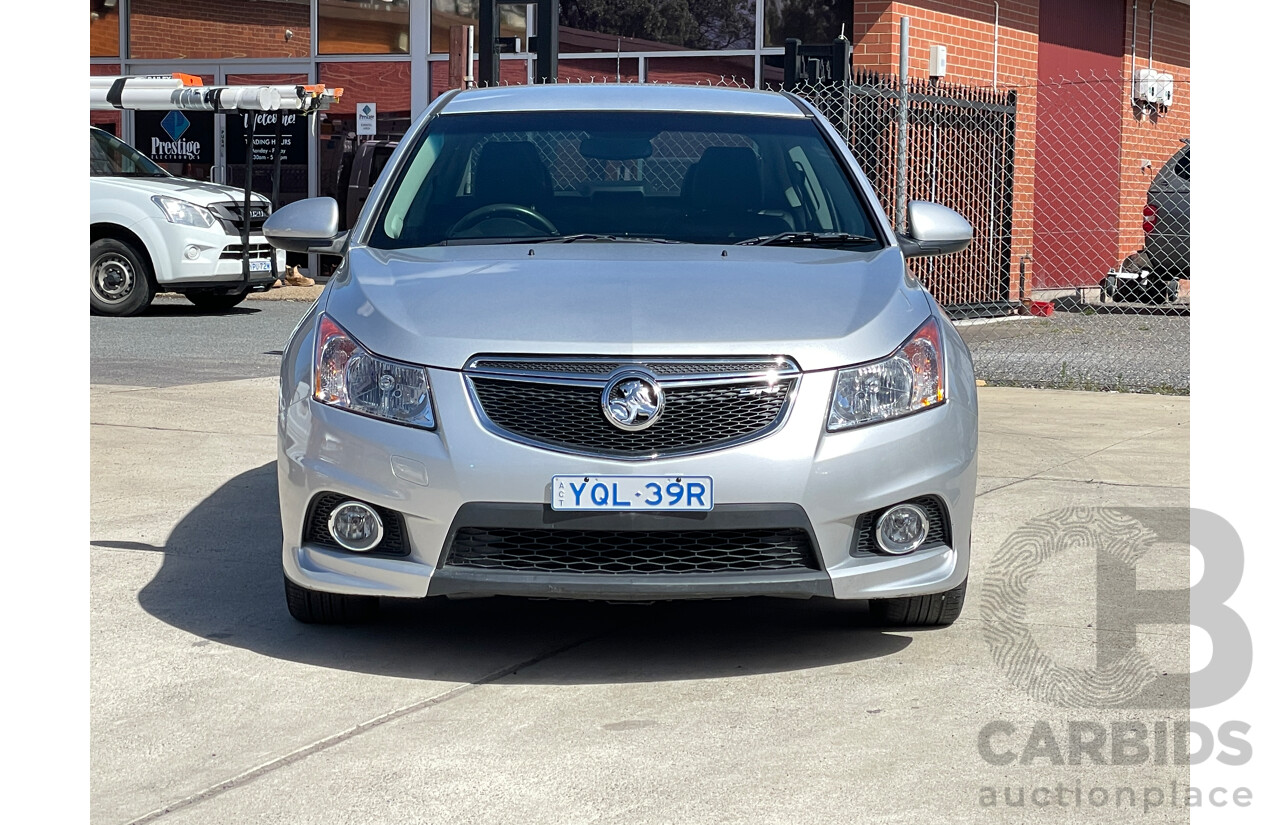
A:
284;575;379;624
869;578;967;627
91;238;155;316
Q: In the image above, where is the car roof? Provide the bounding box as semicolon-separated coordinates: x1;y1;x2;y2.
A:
437;84;809;118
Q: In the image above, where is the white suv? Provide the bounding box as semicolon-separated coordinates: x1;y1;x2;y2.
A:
90;127;285;315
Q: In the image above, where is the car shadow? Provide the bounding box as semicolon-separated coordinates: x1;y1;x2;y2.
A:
120;463;914;684
143;301;262;317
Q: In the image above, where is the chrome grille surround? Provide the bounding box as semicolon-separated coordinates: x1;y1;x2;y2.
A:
464;356;801;460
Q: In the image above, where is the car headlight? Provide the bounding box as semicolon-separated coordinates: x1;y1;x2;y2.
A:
827;316;946;431
314;314;435;429
151;195;217;228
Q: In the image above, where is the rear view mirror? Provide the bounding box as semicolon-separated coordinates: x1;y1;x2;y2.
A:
897;200;973;258
264;197;348;255
579;136;654;161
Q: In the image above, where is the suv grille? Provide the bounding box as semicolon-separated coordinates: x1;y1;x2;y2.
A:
444;527;819;574
465;357;799;459
208;201;271;235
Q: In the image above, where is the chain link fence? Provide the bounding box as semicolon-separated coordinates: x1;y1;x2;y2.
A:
785;71;1190;395
472;71;1190;394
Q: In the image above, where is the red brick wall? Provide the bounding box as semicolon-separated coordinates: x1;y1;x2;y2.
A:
90;5;120;57
850;0;1190;295
854;2;1039;298
130;0;311;60
1118;0;1190;266
853;1;1038;86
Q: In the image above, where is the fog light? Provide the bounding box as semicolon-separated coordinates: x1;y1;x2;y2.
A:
184;245;201;261
875;503;929;555
327;500;384;552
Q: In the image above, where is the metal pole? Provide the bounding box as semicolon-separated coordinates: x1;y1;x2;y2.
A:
242;113;256;285
478;0;498;86
535;0;559;83
895;17;910;230
270;111;284;282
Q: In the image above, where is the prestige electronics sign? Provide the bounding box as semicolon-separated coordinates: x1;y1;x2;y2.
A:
136;110;213;163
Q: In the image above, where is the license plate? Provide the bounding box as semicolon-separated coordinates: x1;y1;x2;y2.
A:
249;259;272;273
551;475;713;512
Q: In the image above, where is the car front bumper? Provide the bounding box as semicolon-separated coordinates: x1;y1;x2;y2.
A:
278;354;978;602
139;215;286;288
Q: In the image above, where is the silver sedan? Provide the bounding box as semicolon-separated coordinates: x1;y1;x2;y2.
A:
266;84;977;626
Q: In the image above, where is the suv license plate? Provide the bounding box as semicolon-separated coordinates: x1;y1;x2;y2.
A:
249;259;272;273
551;475;713;512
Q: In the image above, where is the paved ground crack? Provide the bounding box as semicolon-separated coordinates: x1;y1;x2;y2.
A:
122;631;608;825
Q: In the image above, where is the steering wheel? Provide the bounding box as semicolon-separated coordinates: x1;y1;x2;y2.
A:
447;203;558;238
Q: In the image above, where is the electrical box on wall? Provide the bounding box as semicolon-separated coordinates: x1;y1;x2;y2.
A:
1133;68;1159;103
929;45;947;78
1154;72;1174;108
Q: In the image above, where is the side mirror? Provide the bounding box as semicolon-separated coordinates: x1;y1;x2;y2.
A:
896;200;973;259
264;197;347;255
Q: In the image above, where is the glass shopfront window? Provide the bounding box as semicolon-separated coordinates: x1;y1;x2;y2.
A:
764;0;853;48
224;72;311;206
429;58;530;99
318;62;414;234
558;58;640;84
558;1;755;52
646;55;755;88
128;0;311;60
319;0;411;55
90;1;120;57
431;1;527;54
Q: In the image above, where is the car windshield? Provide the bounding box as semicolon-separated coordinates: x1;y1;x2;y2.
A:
90;128;169;178
367;110;880;248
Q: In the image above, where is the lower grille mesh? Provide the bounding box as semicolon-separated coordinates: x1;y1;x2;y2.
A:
444;528;819;574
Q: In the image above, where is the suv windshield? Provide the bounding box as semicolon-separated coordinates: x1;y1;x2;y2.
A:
90;128;169;178
368;111;880;248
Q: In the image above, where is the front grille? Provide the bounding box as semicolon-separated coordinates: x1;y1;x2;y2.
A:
444;527;819;573
851;496;951;555
208;201;271;235
219;243;274;260
304;492;410;556
469;376;795;458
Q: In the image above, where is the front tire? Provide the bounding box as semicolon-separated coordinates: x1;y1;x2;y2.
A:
869;578;967;627
185;287;250;312
90;238;154;316
284;575;379;624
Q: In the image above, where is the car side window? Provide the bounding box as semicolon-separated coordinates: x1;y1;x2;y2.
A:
1174;149;1190;182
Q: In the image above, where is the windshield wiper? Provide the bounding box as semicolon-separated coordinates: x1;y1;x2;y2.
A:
735;231;879;248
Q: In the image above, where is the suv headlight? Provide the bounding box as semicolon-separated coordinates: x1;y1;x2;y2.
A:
151;195;217;228
827;316;945;431
314;314;435;429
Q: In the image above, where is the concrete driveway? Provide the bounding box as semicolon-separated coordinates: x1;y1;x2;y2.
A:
91;378;1190;824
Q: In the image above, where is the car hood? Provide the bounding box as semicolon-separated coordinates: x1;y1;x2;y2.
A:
324;244;932;372
92;175;269;206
